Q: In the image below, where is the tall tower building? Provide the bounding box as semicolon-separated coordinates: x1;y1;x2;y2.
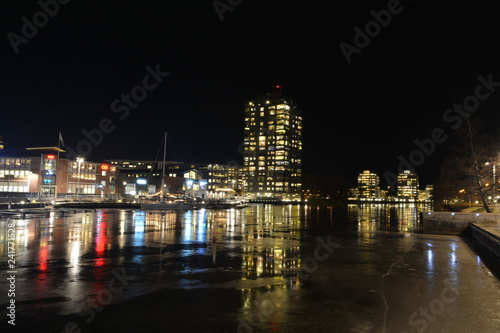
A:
357;170;381;199
243;90;302;201
397;170;419;200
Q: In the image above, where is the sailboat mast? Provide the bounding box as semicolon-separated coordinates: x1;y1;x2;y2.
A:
161;132;167;202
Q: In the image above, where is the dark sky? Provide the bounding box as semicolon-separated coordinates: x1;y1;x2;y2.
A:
1;0;499;189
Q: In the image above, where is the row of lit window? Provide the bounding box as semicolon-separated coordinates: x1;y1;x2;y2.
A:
245;134;290;140
248;165;287;171
399;181;419;186
245;122;296;135
0;158;31;166
245;165;290;172
67;184;95;194
245;153;299;161
245;104;290;112
70;163;97;171
207;164;238;170
248;183;301;190
245;144;301;152
0;183;28;192
246;157;290;166
257;187;287;192
0;170;31;178
70;172;97;180
247;139;291;146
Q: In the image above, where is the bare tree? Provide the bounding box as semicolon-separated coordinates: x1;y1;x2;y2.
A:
438;117;499;212
466;118;492;212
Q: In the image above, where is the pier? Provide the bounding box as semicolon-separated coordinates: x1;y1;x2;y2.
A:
0;206;98;219
0;208;51;219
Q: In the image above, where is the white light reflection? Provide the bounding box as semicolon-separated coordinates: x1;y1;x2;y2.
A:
69;240;81;277
132;211;146;248
183;210;193;242
449;242;457;270
426;247;434;272
196;209;207;243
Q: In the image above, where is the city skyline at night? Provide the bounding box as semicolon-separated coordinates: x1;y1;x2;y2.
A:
2;3;500;331
1;1;499;192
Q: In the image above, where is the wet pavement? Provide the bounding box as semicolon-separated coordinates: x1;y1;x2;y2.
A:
1;203;500;332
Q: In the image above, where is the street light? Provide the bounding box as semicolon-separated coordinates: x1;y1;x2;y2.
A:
76;157;84;202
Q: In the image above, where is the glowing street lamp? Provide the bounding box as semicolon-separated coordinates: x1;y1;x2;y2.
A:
76;157;84;202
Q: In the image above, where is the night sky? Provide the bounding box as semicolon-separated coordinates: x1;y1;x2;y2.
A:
1;0;499;190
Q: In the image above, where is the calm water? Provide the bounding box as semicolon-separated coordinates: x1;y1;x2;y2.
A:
1;203;500;332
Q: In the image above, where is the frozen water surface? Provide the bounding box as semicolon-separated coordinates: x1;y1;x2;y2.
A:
1;203;499;332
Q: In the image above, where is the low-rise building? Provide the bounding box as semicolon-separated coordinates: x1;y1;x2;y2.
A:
182;169;207;199
0;148;118;200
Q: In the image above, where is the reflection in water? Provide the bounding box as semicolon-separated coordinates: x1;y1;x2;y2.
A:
0;204;429;308
0;206;307;317
349;203;433;236
3;202;499;332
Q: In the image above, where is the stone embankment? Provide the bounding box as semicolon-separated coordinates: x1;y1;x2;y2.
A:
423;211;500;258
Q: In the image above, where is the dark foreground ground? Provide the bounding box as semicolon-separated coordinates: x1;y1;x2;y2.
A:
16;288;243;333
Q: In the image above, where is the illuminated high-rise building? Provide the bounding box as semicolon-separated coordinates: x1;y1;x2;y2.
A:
243;90;302;201
0;136;4;150
357;170;381;199
397;170;419;200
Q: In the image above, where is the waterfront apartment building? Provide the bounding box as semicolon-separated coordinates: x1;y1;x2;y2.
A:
357;170;381;200
106;159;242;199
182;169;207;198
204;164;241;198
397;170;419;201
419;185;434;202
348;169;432;202
1;151;244;201
105;159;187;196
243;91;303;201
0;149;118;200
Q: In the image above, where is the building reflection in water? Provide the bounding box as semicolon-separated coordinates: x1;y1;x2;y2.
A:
237;204;302;329
0;202;436;326
348;202;433;236
240;205;302;279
